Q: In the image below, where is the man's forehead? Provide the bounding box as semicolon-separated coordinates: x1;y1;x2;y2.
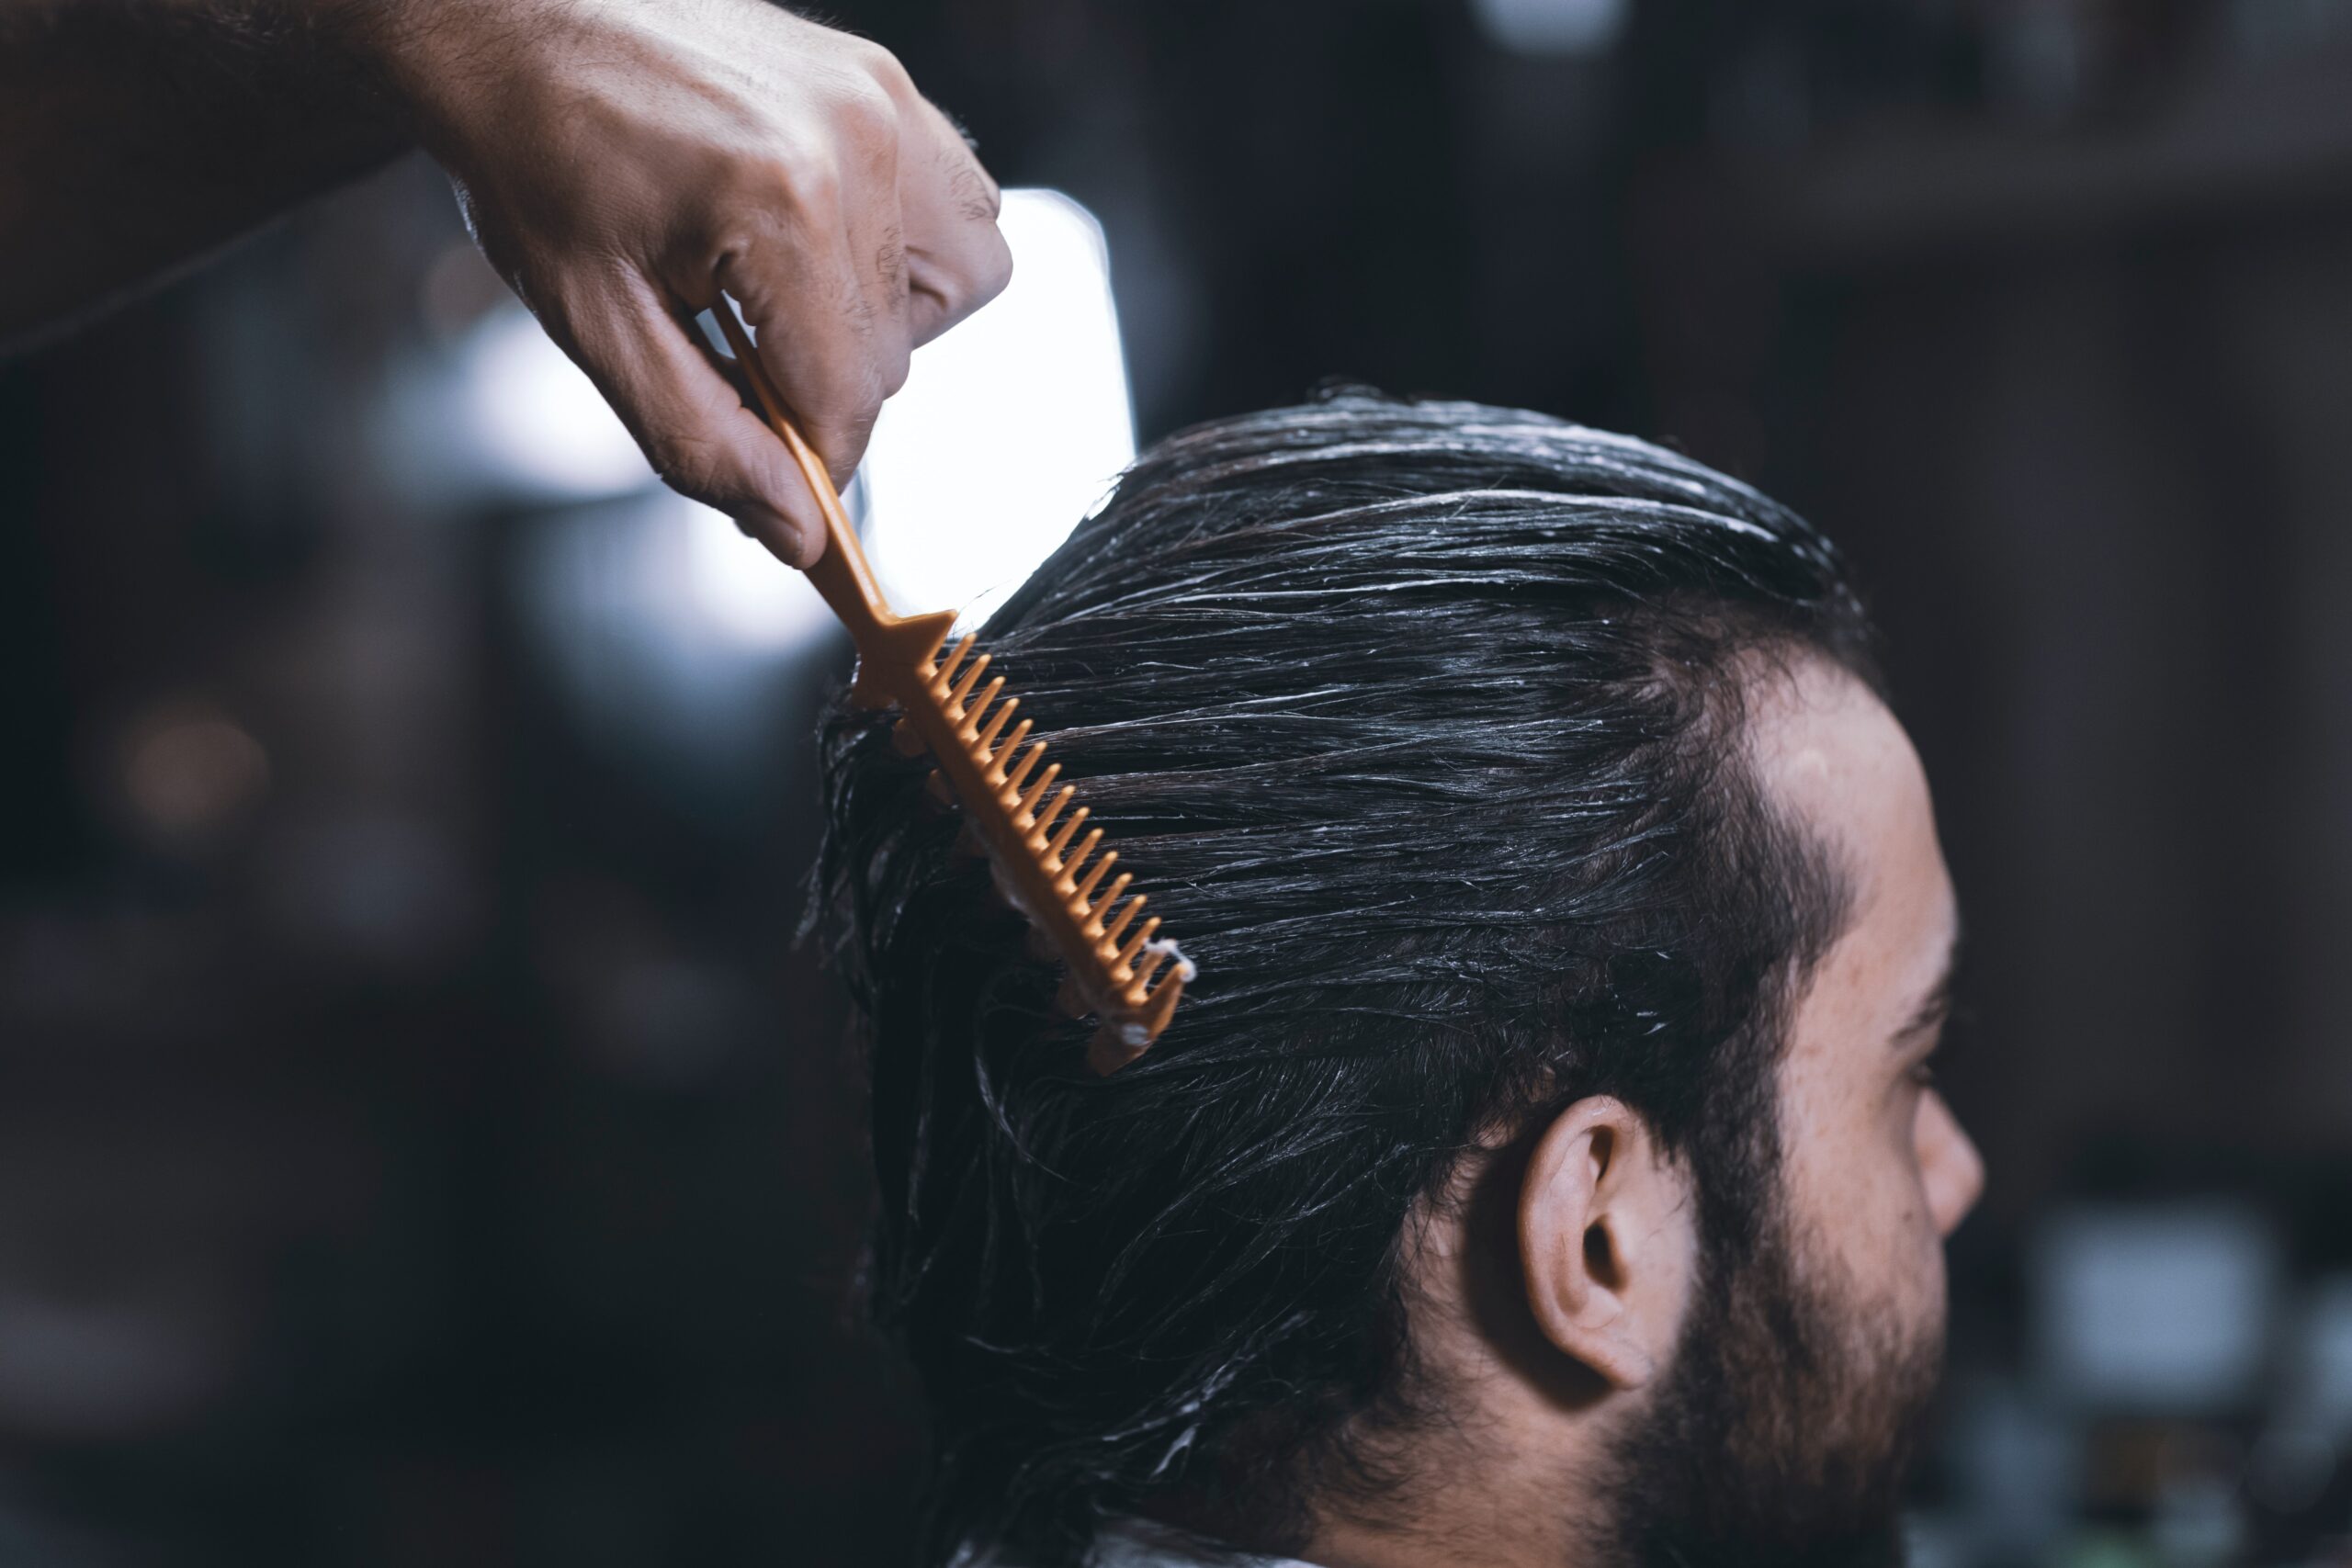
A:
1747;655;1959;1032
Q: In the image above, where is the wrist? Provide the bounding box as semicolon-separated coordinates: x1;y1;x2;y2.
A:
316;0;582;156
140;0;415;144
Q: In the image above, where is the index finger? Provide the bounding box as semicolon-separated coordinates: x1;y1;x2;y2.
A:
715;171;910;488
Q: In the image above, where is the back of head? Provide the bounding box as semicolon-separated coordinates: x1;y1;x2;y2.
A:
815;392;1876;1566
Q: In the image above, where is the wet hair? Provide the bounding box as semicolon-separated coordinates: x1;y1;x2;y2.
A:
812;392;1880;1567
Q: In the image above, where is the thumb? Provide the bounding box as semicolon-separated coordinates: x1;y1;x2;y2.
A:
551;274;828;568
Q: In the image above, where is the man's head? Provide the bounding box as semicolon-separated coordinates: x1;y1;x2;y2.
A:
816;394;1983;1567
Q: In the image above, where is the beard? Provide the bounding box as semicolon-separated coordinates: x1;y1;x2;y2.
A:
1590;1190;1946;1568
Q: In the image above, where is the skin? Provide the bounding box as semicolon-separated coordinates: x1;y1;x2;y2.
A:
1306;655;1986;1568
0;0;1012;566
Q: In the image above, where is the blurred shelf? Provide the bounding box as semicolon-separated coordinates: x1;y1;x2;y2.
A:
1688;44;2352;266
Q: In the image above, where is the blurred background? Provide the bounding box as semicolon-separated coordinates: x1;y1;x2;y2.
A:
6;0;2352;1562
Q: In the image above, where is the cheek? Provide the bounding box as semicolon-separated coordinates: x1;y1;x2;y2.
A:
1773;1075;1951;1318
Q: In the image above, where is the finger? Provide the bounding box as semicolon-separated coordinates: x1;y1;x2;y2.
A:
896;98;1012;346
550;272;828;568
718;146;911;490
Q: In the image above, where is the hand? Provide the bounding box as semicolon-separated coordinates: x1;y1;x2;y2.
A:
365;0;1012;566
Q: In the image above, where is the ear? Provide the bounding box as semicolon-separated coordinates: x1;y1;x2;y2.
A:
1517;1097;1695;1392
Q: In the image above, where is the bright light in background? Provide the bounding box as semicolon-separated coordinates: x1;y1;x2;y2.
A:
381;304;653;506
1471;0;1629;55
2034;1204;2279;1413
515;490;834;819
859;188;1136;630
453;310;651;497
402;186;1131;672
675;499;833;650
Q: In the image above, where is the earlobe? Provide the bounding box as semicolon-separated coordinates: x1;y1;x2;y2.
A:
1517;1097;1691;1393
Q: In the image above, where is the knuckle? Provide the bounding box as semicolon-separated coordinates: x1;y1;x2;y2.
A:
740;150;840;221
701;218;764;271
879;344;912;399
642;431;732;503
875;230;910;294
851;39;916;99
944;152;1004;225
929;232;1013;325
796;364;889;440
974;230;1014;297
784;153;843;214
833;73;900;141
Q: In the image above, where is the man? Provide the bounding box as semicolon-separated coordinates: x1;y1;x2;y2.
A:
815;393;1985;1567
0;0;1012;566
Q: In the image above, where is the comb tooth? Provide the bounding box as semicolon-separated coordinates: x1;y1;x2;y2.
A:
1116;915;1161;970
1017;763;1063;823
918;621;956;670
891;716;925;758
960;676;1007;738
1102;894;1146;945
1133;944;1173;991
933;634;978;691
1137;973;1185;1040
1086;872;1133;929
1057;828;1105;891
1002;738;1046;794
985;716;1031;781
1001;747;1048;804
1033;784;1077;839
1046;806;1091;863
947;653;992;710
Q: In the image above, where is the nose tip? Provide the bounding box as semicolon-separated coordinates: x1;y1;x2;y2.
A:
1925;1091;1984;1237
1947;1132;1985;1235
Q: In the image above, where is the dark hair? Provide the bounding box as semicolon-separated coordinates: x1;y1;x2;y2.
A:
813;393;1879;1567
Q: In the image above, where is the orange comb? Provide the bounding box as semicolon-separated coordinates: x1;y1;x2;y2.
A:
712;309;1188;1074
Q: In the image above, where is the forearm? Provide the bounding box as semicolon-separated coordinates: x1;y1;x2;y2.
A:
0;0;410;347
1;0;1013;565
